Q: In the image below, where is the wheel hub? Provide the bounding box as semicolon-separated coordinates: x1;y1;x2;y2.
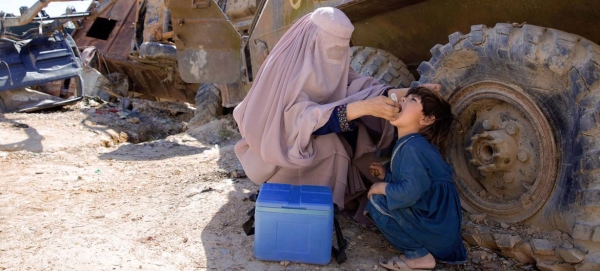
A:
447;81;558;222
466;121;535;200
469;129;519;172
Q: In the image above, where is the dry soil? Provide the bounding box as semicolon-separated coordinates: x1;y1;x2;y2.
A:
0;99;538;271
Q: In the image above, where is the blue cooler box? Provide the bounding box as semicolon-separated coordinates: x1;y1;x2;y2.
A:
254;183;333;265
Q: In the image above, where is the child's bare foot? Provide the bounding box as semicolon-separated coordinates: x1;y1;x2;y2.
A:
400;253;436;269
379;253;436;270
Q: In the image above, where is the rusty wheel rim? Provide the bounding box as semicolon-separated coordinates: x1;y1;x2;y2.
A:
448;81;558;222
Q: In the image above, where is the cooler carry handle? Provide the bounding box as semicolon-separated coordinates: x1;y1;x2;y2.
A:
331;215;348;264
243;207;255;236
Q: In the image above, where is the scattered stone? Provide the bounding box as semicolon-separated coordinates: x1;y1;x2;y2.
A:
502;249;535;264
531;239;555;256
574;261;600;271
556;247;585;263
280;260;290;267
525;225;541;235
592;226;600;242
536;262;576;271
13;123;29;128
230;170;246;178
494;234;521;249
463;233;483;246
468;213;486;222
500;222;510;229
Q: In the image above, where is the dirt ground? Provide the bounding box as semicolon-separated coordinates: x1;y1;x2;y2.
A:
0;99;539;271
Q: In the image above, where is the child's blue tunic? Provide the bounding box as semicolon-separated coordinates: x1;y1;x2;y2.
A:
366;133;467;263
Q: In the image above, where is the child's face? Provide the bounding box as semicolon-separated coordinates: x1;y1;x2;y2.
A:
390;94;430;130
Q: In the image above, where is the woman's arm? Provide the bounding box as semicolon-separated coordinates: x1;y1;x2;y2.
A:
312;104;355;135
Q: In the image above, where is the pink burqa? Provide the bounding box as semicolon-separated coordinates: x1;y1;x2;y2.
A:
233;7;394;208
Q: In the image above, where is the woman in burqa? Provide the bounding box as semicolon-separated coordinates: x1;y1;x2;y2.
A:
234;7;406;224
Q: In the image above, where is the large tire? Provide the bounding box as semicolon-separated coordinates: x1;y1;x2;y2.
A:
417;23;600;269
350;46;415;88
189;83;223;127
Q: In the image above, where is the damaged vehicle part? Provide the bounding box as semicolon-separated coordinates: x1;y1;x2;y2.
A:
0;33;83;113
0;0;116;113
72;0;252;126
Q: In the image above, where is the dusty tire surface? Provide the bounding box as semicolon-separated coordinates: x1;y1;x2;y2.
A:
350;46;415;88
416;23;600;269
190;83;223;127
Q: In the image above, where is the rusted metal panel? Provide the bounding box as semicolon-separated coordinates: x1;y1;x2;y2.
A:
143;0;170;42
217;81;251;108
226;0;257;31
71;0;138;61
72;0;197;104
103;57;198;103
169;0;242;84
336;0;424;22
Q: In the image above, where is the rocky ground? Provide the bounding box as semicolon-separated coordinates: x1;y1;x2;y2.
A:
0;98;540;270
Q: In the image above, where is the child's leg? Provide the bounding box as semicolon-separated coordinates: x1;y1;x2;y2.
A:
365;198;429;260
366;201;435;268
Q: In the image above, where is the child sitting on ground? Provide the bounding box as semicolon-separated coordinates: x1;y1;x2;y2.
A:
367;86;466;270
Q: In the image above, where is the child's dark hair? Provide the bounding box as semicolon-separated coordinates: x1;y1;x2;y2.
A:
406;86;454;151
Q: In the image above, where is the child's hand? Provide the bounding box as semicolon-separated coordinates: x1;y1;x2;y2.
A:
368;182;387;199
369;162;385;180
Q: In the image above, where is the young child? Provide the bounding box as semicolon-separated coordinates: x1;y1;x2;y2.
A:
366;86;466;270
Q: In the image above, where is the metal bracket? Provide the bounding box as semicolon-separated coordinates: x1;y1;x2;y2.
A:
192;0;210;9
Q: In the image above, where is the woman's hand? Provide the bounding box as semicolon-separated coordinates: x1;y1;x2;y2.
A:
369;162;386;180
346;84;441;121
368;182;388;199
346;96;399;121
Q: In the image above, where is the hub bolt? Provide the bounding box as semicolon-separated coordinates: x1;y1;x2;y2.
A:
517;149;530;162
506;123;519;135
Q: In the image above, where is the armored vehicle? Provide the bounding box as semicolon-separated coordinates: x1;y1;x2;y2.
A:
175;1;600;269
75;0;600;269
